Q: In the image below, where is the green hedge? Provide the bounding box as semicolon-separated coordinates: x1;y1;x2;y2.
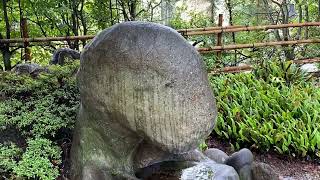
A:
211;73;320;157
0;62;80;179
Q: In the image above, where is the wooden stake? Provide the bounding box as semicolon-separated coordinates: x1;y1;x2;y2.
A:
21;18;31;61
216;14;223;61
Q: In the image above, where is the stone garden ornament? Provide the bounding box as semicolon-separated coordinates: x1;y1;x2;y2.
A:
71;22;273;180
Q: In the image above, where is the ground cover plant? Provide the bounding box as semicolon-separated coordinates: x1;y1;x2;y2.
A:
0;62;79;179
211;68;320;158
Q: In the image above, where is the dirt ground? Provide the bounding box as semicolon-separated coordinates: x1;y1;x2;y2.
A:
58;136;320;180
208;137;320;180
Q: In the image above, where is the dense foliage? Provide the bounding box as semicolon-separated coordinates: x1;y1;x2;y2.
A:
1;0;320;178
0;62;79;179
211;71;320;158
1;0;320;70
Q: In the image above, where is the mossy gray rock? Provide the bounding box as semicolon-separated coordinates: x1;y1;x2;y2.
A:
252;162;279;180
70;21;217;179
225;148;254;172
181;161;240;180
204;148;229;164
13;63;48;76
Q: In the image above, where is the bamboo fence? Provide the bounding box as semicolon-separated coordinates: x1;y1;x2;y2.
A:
209;58;320;75
1;20;320;74
0;35;95;44
1;22;319;47
178;22;320;36
198;39;320;53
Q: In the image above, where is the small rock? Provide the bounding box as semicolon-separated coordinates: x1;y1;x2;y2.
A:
225;148;254;172
252;162;279;180
51;48;80;65
204;148;229;164
238;164;252;180
181;161;239;180
13;63;47;77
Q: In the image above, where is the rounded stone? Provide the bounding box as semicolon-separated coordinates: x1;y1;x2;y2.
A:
225;148;254;172
13;63;45;76
181;161;240;180
238;164;252;180
204;148;229;164
251;162;279;180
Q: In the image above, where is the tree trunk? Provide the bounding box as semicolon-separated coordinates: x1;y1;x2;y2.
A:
211;0;216;24
79;0;87;46
304;4;309;40
71;0;79;50
318;0;320;21
281;1;295;60
262;0;282;41
226;0;237;64
129;0;137;21
302;4;310;56
2;0;12;70
296;1;302;40
109;0;114;25
161;0;174;25
2;48;12;70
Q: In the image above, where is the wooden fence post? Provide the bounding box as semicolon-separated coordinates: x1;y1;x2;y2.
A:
21;18;31;61
217;14;223;62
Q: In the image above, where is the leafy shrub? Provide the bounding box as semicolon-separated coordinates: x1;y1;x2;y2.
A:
0;61;80;179
170;3;213;29
253;60;311;86
211;73;320;157
13;138;61;180
0;143;22;171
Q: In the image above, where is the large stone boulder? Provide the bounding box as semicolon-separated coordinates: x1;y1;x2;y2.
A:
71;21;217;179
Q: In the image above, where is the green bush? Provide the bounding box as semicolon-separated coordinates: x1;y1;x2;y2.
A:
211;73;320;157
0;61;80;179
254;60;311;86
13;138;61;180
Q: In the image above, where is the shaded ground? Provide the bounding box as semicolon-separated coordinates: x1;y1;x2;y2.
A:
58;136;320;180
207;137;320;180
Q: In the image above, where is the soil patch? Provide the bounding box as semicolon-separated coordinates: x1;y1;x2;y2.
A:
208;136;320;180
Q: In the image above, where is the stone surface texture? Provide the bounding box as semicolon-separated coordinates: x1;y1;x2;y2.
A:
238;165;252;180
252;162;279;180
204;148;229;164
70;21;217;179
13;63;47;76
225;148;254;172
181;161;240;180
51;48;80;65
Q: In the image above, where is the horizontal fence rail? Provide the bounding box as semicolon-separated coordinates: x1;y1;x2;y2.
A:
198;39;320;53
0;35;95;44
1;21;320;75
209;58;320;75
177;22;320;35
1;22;319;47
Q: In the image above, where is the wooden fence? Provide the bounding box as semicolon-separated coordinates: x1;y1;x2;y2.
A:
1;18;320;74
1;22;320;52
210;58;320;75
